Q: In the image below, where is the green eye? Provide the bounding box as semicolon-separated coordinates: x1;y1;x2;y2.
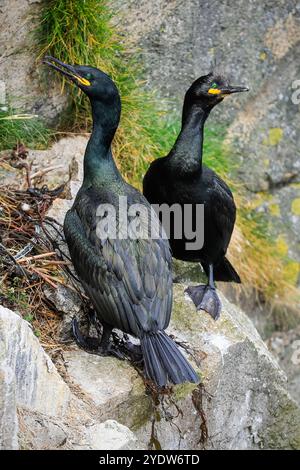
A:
211;82;218;88
85;73;92;80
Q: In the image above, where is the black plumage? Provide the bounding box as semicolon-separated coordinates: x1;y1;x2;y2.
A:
143;73;248;320
44;56;198;387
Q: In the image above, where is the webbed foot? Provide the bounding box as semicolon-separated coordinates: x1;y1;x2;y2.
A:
72;318;125;360
185;285;222;320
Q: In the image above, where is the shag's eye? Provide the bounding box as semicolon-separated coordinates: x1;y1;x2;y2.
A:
210;82;218;89
85;73;93;80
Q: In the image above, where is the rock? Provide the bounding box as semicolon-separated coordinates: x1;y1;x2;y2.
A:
84;420;142;450
0;0;67;121
43;285;86;341
61;285;300;450
267;326;300;406
0;305;71;418
0;80;6;105
19;410;68;450
28;135;88;193
63;349;151;430
1;286;300;449
0;364;18;450
170;285;300;449
173;258;206;284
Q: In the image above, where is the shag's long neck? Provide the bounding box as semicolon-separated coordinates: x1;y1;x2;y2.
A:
169;99;211;173
83;97;121;185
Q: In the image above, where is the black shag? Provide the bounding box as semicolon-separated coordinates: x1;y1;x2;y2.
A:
143;73;248;320
44;56;198;387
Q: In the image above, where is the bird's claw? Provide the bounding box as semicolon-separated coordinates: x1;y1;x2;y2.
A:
185;284;222;320
72;317;125;359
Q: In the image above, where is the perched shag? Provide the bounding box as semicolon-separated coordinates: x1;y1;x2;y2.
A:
143;73;248;320
43;56;198;387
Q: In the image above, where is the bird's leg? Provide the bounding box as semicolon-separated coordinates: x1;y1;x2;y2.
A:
88;307;103;337
72;318;125;360
185;264;222;320
72;317;100;351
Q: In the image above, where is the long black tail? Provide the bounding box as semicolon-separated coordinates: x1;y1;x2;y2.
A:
140;331;199;388
203;257;241;283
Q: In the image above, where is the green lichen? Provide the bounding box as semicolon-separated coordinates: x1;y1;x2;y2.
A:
269;203;280;217
263;128;283;146
172;381;200;402
291;198;300;216
259;51;267;61
265;397;300;450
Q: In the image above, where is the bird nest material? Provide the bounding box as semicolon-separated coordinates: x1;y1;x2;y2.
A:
0;179;83;353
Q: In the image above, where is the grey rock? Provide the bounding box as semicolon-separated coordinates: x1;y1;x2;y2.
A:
43;284;86;341
0;0;67;121
83;420;142;450
0;305;71;418
1;288;300;450
19;410;68;450
62;285;300;450
0;364;18;450
267;326;300;406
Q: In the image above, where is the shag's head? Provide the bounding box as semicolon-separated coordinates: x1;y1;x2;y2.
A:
184;72;249;111
43;56;119;104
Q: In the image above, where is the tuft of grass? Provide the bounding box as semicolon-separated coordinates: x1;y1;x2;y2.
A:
36;0;159;186
35;0;299;314
0;107;49;151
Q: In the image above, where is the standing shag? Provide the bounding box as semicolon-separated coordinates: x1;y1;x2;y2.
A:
44;56;198;387
143;73;248;320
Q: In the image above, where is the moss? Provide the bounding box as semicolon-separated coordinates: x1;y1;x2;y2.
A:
172;381;199;402
265;397;300;449
263;127;283;146
291;198;300;216
115;371;153;430
171;291;200;332
269;203;280;217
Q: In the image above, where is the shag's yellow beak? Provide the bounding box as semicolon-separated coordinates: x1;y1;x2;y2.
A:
208;85;249;96
71;74;91;87
208;88;222;95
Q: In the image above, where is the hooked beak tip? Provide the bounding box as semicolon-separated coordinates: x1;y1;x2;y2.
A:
226;86;249;94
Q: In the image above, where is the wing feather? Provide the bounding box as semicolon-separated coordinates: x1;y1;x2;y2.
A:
64;187;172;337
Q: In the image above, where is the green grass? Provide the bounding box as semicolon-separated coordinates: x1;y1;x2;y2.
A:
34;0;299;312
0;107;49;151
36;0;159;185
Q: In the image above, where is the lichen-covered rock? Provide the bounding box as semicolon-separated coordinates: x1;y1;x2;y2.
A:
59;286;300;450
1;286;300;450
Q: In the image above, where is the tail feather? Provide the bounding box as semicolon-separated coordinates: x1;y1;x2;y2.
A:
141;331;199;387
203;257;241;283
